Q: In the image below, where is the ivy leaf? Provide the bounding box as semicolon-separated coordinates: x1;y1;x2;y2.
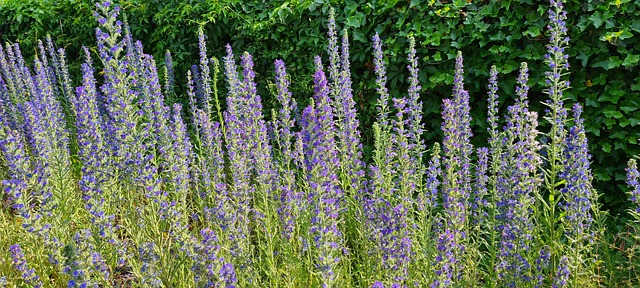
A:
602;108;623;119
586;97;600;107
589;11;603;28
622;54;640;67
621;105;638;114
592;56;623;70
524;26;541;37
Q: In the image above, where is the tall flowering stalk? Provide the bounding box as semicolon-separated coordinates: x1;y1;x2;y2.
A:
197;26;213;116
405;37;426;165
372;33;391;129
493;63;543;286
299;57;346;287
73;49;119;268
560;103;596;283
238;51;281;284
0;123;64;273
163;50;175;97
222;44;255;281
165;104;195;246
95;1;147;181
627;159;640;213
541;0;572;278
433;51;473;287
272;59;301;241
367;32;402;284
324;14;367;282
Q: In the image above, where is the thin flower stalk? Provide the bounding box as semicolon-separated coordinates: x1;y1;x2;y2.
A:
626;159;640;213
299;57;346;287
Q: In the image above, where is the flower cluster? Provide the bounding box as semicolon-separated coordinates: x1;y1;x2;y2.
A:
0;0;619;287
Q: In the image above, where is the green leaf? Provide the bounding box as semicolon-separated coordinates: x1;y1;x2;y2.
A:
603;108;623;119
598;93;620;104
433;51;442;62
586;97;600;107
614;141;627;151
589;12;603;28
611;130;628;139
592;56;623;70
524;26;541;37
622;54;640;67
621;105;637;113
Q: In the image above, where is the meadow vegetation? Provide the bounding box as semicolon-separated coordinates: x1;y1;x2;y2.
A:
0;0;639;287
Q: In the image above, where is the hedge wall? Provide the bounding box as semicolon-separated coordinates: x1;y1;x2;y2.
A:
2;0;639;216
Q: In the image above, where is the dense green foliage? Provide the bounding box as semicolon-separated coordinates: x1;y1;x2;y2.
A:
1;0;639;215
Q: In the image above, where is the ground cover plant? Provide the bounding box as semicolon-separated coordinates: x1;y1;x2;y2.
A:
0;0;639;287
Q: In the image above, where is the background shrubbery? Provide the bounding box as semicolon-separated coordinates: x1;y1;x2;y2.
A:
1;0;639;221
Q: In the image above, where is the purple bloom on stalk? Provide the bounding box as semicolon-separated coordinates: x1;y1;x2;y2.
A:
552;256;570;288
63;229;110;285
560;103;595;242
138;242;162;287
95;0;149;181
273;59;301;239
220;263;238;287
10;244;42;288
626;159;640;213
195;110;231;234
168;104;193;195
222;45;254;272
435;51;473;286
223;44;242;112
431;228;455;288
543;0;570;171
299;56;345;287
337;29;365;193
240;51;276;190
20;100;57;218
406;37;425;156
238;52;280;278
494;63;541;286
32;55;71;164
138;54;171;152
472;147;489;224
535;247;551;287
74;48;116;243
372;33;391;128
326;7;340;90
193;228;238;287
198;27;213;115
487;65;500;147
163;50;175;96
0;126;61;268
325;10;363;187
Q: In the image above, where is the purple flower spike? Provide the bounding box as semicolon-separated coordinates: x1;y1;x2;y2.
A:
300;57;345;287
273;59;301;240
560;103;594;239
372;33;391;128
406;37;425;156
626;159;640;213
10;244;42;288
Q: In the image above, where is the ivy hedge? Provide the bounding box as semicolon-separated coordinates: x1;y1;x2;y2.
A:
1;0;639;215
